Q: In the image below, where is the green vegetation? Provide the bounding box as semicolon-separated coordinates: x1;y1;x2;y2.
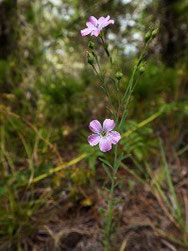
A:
0;0;187;250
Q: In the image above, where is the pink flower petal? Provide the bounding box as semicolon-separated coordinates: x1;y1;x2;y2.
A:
81;28;92;36
91;29;100;37
86;21;95;28
105;15;110;21
88;134;100;146
108;131;121;144
108;19;114;25
99;137;112;152
88;16;98;26
81;16;114;37
103;119;115;132
98;16;106;23
89;120;102;133
99;19;114;29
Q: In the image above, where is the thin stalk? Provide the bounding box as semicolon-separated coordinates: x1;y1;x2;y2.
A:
92;51;102;73
115;79;121;123
104;144;118;250
104;176;115;251
91;56;116;117
100;35;113;64
159;139;183;226
118;39;151;130
91;64;104;82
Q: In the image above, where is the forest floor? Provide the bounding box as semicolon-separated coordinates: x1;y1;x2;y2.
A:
26;158;187;251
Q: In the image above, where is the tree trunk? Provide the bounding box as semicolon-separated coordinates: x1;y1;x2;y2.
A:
159;0;187;67
0;0;17;60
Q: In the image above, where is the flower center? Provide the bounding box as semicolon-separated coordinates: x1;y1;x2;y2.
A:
100;131;107;137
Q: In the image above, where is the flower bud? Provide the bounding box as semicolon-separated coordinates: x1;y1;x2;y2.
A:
88;41;95;50
144;31;152;42
152;28;158;39
87;54;94;65
139;66;145;74
115;72;123;80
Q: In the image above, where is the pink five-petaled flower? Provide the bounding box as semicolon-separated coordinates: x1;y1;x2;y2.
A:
88;119;121;152
81;15;115;37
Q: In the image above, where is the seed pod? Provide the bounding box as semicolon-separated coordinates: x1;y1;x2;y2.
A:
87;54;94;65
145;31;152;42
152;29;158;38
88;41;95;50
115;72;123;80
139;66;145;74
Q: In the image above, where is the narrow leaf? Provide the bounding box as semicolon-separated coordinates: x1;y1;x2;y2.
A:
103;164;112;181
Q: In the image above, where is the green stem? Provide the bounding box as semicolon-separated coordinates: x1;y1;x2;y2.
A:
104;145;118;251
116;85;122;123
91;55;116;118
91;64;104;82
104;177;115;251
118;39;151;130
92;51;102;73
100;35;113;64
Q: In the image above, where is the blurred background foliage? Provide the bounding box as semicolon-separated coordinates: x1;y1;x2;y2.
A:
0;0;188;249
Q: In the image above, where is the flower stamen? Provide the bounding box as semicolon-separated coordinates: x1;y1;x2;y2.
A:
101;131;107;137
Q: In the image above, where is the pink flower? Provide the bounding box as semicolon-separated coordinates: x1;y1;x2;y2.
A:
88;119;121;152
81;15;115;37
